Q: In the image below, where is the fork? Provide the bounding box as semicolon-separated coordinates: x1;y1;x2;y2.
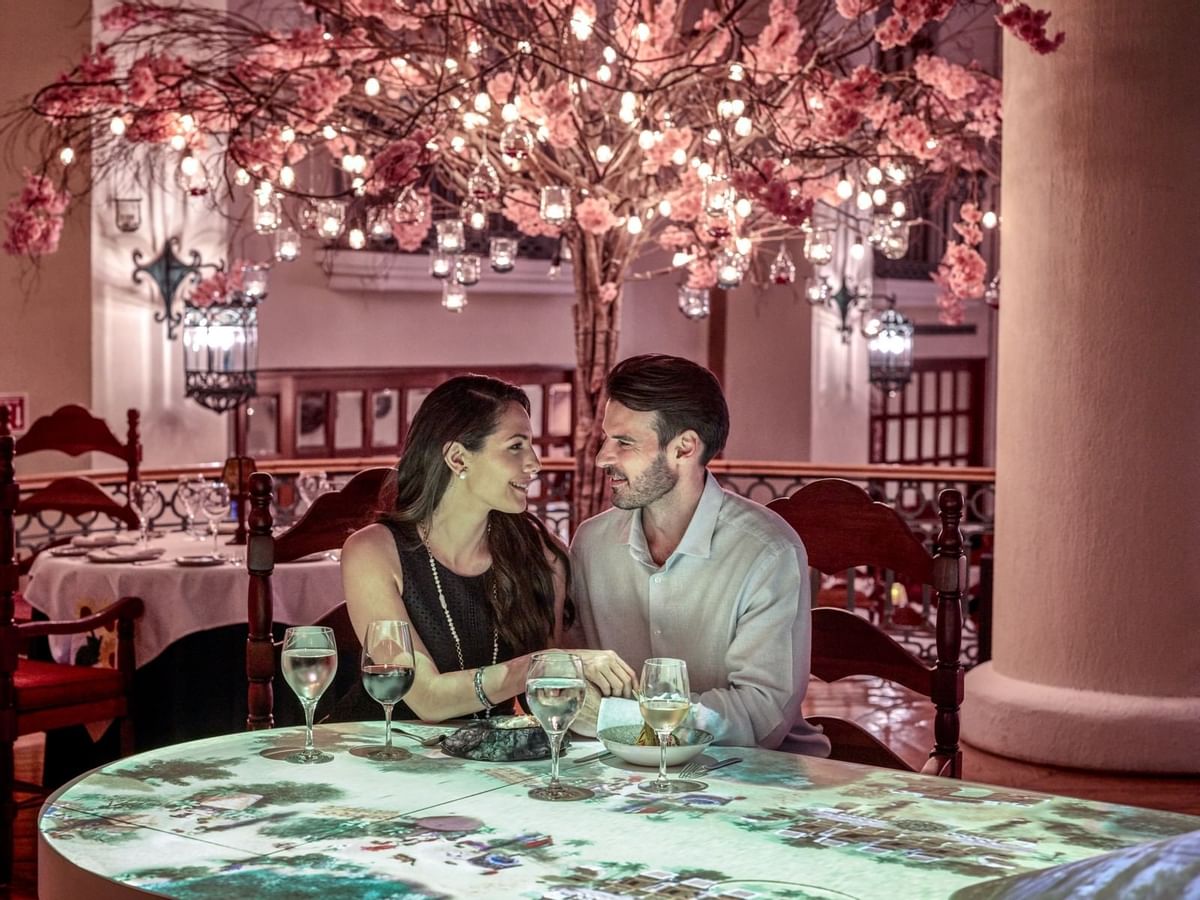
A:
678;756;743;780
391;727;447;747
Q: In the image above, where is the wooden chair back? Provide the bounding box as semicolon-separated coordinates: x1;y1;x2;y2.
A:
768;479;966;777
246;468;395;729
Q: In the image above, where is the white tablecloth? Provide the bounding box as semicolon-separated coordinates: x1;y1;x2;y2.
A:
25;532;345;668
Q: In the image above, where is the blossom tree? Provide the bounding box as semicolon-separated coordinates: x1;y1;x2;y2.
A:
3;0;1062;521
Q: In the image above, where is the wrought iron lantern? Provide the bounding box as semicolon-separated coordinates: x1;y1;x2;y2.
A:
867;305;915;396
182;296;259;413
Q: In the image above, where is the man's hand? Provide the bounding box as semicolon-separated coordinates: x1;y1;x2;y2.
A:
572;648;636;698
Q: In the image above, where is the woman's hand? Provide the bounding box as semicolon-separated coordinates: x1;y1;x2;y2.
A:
570;649;636;698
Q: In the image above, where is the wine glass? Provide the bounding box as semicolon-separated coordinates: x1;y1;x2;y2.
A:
176;475;205;538
199;481;230;556
526;652;592;801
281;626;338;764
361;620;415;761
129;480;162;546
638;658;706;793
297;471;326;513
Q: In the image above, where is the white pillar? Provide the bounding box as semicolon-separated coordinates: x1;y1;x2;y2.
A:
963;0;1200;772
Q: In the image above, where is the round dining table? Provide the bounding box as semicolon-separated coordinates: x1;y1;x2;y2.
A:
38;721;1200;899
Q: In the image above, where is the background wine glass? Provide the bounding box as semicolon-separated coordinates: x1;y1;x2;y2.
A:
129;480;162;547
526;652;592;801
281;626;338;764
296;471;326;514
361;620;415;761
176;475;205;538
639;658;707;793
199;481;230;556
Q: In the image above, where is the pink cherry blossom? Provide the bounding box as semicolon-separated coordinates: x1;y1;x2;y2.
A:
598;282;619;304
686;258;717;290
3;170;70;257
502;189;560;239
913;55;979;101
391;188;432;251
297;69;353;122
189;261;248;308
575;197;617;235
752;0;806;76
996;2;1065;55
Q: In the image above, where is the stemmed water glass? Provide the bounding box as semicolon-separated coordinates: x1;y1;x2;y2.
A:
176;475;205;538
526;651;592;801
638;658;706;793
281;626;338;764
297;471;328;514
129;480;162;547
199;481;231;557
361;620;415;761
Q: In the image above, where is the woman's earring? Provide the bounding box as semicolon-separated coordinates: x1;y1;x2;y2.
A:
458;468;468;480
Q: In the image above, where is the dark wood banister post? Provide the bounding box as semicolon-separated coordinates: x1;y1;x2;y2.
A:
931;488;966;777
246;472;276;729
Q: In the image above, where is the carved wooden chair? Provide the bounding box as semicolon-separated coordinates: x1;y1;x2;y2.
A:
768;479;966;777
0;404;142;572
246;468;395;730
0;436;143;884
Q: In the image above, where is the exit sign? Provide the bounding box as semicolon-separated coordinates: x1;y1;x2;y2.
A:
0;394;27;433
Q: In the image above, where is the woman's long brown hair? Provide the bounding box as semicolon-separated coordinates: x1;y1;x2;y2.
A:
379;374;573;655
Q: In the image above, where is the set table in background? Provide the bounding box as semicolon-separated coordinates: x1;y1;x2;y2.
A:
39;721;1200;899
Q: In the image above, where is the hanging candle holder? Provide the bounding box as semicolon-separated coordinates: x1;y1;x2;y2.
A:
298;202;318;233
239;263;270;302
489;236;518;272
253;191;282;234
176;154;211;198
805;275;831;305
703;172;735;219
114;197;142;233
803;227;834;265
467;158;501;201
879;219;911;260
315;200;346;241
769;245;796;285
368;206;393;240
461;198;489;232
539;186;571;225
499;123;534;168
435;218;465;253
274;227;301;262
392;186;428;225
441;280;468;313
715;248;745;289
430;250;453;279
454;254;481;286
677;286;711;320
867;307;915;396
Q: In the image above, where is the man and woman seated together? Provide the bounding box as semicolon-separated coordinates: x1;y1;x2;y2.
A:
339;354;830;756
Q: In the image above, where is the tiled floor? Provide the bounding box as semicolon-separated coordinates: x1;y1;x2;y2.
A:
8;682;1199;897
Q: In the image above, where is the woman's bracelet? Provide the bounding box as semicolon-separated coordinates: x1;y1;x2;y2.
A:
473;666;495;713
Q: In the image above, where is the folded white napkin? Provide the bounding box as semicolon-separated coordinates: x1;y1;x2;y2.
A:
596;697;643;733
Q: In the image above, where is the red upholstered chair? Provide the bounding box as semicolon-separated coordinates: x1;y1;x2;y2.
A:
768;479;966;778
0;404;142;572
246;468;395;730
0;436;143;884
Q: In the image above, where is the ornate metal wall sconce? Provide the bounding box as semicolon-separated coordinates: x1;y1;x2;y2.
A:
131;237;221;339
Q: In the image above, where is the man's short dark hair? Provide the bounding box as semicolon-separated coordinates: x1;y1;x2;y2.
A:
606;354;729;465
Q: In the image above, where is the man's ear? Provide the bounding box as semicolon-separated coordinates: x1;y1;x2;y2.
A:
442;440;469;476
671;429;702;464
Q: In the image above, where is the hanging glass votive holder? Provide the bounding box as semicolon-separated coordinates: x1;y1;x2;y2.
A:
703;172;735;219
430;250;452;279
114;197;142;233
392;187;427;226
274;227;301;262
239;263;270;302
769;246;796;285
803;228;834;265
441;280;468;313
677;286;711;320
467;158;500;201
489;237;518;272
253;191;282;234
435;218;465;253
368;206;393;240
715;249;745;289
539;186;570;225
805;275;831;305
880;220;911;260
315;200;346;241
499;123;534;168
454;254;481;286
461;198;489;232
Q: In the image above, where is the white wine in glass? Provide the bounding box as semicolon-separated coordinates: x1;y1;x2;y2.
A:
526;652;592;801
639;657;706;793
281;626;338;764
361;620;415;761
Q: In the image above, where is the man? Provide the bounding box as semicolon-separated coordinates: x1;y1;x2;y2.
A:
570;354;829;754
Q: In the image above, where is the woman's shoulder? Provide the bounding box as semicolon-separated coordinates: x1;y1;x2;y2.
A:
343;522;401;563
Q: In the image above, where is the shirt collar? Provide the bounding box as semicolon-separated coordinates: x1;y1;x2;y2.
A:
627;471;724;566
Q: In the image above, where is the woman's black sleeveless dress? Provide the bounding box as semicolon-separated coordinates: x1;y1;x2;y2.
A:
329;521;516;721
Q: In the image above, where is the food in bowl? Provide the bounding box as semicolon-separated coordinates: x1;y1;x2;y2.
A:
597;725;714;767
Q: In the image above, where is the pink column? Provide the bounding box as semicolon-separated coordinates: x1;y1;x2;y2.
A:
962;0;1200;772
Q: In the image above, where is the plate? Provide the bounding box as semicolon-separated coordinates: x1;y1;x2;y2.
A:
597;725;714;767
71;533;137;549
175;554;225;567
86;547;166;564
48;545;91;557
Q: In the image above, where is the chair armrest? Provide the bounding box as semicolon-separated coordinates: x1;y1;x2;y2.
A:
16;595;144;638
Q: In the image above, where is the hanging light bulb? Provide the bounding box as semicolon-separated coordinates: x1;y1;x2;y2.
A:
274;227;301;262
626;214;643;235
885;162;909;184
364;76;381;97
734;235;752;255
671;248;694;267
435;219;465;253
348;226;367;250
734;197;753;218
769;245;796;285
430;250;452;279
658;198;673;217
856;191;873;211
489;236;518;272
850;239;866;260
982;210;999;229
872;188;888;206
442;280;468;313
597;64;612;82
177;153;210;197
734;116;753;138
322;124;338;140
393;186;428;225
278;166;295;189
595;144;613;164
234;167;251;187
729;62;745;82
570;5;595;40
803;228;834;265
58;146;75;166
715;249;745;289
109;116;126;136
677;286;710;320
892;199;907;218
539;186;571;224
805;275;831;305
866;166;884;185
280;126;295;144
501;102;520;123
499;123;534;168
169;134;188;152
473;92;491;113
461;197;489;231
836;178;854;201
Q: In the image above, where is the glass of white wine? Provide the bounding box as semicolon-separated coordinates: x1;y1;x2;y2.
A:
281;626;338;764
639;657;706;793
526;652;592;801
361;620;415;761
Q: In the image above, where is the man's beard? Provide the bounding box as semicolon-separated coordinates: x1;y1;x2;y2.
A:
607;452;677;509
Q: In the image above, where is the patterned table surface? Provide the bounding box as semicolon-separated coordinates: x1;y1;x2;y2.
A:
39;722;1200;900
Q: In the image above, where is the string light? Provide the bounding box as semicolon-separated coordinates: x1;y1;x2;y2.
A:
364;76;381;96
595;144;613;164
110;116;126;136
982;210;999;229
626;215;643;234
58;147;74;165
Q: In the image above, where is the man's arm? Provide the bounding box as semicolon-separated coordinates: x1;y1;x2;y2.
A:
690;542;810;748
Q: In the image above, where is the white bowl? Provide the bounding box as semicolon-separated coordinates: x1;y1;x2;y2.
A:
597;725;714;767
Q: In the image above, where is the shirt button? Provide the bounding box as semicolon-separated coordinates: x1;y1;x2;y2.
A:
655;629;663;636
653;575;663;584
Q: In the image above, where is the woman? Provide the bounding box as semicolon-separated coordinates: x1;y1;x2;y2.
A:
340;374;633;722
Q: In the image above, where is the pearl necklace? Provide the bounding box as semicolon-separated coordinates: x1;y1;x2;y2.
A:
421;528;499;673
